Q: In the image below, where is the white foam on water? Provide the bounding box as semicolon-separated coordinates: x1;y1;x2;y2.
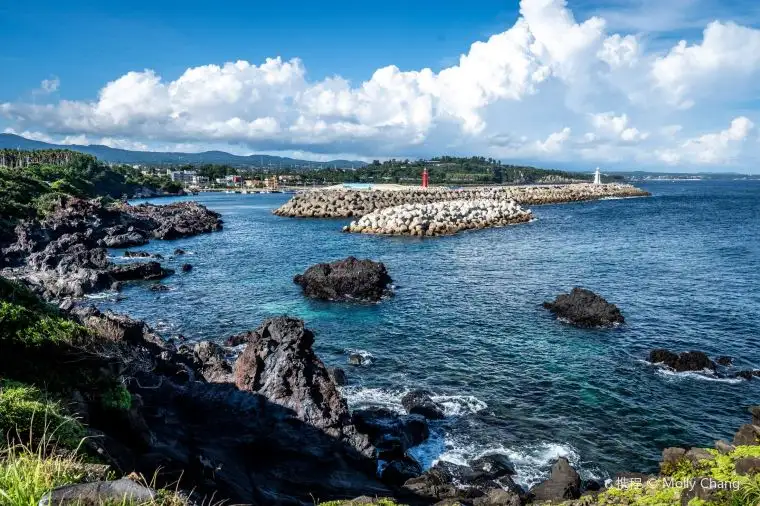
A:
639;360;744;384
342;386;407;413
655;367;743;384
344;348;375;366
407;430;603;490
432;395;488;416
84;291;117;300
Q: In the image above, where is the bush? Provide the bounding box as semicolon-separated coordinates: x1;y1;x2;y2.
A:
0;301;87;345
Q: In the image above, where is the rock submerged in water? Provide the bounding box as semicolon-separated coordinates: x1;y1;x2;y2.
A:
648;349;717;372
294;256;392;302
401;389;445;420
543;287;624;328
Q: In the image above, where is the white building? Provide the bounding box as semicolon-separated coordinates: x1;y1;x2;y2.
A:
170;170;197;183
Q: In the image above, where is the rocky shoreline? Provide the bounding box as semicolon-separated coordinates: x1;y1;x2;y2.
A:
4;196;759;506
343;199;532;236
274;183;650;219
0;197;222;299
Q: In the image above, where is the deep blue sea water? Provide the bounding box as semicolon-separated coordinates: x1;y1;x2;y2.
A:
96;181;760;487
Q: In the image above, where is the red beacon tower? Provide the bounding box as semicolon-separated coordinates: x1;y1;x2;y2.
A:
422;168;429;188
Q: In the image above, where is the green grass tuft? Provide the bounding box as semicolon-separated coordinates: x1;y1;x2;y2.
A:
0;380;85;451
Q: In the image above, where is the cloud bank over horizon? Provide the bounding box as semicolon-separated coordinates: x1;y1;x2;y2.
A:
3;0;760;171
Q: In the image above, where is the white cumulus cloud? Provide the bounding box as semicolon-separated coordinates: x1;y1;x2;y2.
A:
2;0;760;170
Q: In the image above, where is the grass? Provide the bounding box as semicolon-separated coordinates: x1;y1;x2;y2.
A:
0;443;90;506
0;380;85;451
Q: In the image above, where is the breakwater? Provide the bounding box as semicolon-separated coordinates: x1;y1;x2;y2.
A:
273;183;650;218
344;199;532;236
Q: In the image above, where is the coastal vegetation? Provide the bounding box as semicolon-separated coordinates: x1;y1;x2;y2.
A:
0;149;182;231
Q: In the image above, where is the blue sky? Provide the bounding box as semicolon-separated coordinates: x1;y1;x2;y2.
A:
2;0;760;171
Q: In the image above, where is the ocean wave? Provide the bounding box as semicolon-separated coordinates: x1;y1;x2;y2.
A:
344;348;374;366
639;360;744;384
407;431;601;489
431;395;488;417
342;386;407;413
341;386;488;418
84;291;118;300
655;367;743;384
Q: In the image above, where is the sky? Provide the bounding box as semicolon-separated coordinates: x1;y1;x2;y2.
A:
2;0;760;172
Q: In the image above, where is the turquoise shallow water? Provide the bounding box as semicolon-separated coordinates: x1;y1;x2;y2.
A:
97;181;760;487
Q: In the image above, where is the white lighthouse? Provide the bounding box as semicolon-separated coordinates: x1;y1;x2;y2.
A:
593;167;602;185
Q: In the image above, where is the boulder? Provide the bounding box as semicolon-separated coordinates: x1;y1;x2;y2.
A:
401;389;445;420
101;232;149;248
381;457;422;486
734;424;760;446
715;440;736;454
233;317;372;454
529;457;581;502
181;263;193;272
174;248;186;255
735;457;760;476
150;284;170;292
751;406;760;426
472;489;521;506
110;262;173;282
660;447;687;475
352;408;430;455
648;349;716;372
348;353;367;366
716;356;733;366
293;256;392;302
734;370;760;380
403;461;521;503
123;251;152;258
193;341;233;383
38;478;156;506
543;287;624;328
470;453;516;480
328;367;348;386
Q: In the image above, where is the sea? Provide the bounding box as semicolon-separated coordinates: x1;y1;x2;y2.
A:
94;180;760;488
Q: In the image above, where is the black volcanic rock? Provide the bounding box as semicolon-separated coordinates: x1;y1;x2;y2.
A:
0;198;221;299
233;317;373;455
110;262;174;282
401;389;445;420
543;287;624;328
649;349;716;372
181;263;193;272
529;457;581;502
123;250;152;258
293;256;392;302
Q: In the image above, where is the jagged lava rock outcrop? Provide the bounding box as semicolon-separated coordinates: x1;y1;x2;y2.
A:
0;197;221;298
274;183;650;218
344;199;531;236
233;317;374;455
294;256;392;302
543;287;625;328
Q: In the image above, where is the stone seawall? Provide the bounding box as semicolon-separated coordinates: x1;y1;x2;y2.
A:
274;183;649;218
343;199;532;236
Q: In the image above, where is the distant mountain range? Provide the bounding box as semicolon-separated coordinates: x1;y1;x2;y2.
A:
0;133;366;169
